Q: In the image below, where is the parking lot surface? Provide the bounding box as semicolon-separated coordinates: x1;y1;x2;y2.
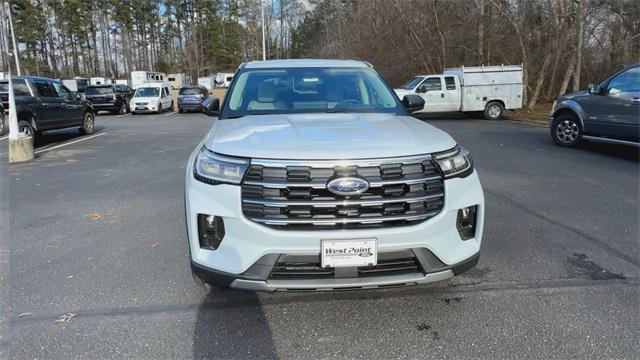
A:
2;112;638;359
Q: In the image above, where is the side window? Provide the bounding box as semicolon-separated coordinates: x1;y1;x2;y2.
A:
423;78;442;91
13;79;31;96
607;67;640;94
444;76;456;90
33;80;57;97
52;81;71;98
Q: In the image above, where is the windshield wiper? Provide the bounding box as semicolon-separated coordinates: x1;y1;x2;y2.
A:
326;109;357;113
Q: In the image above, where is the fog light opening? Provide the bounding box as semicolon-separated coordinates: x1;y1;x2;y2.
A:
197;214;225;250
456;206;477;240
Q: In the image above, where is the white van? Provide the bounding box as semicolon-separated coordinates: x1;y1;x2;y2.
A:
130;83;173;114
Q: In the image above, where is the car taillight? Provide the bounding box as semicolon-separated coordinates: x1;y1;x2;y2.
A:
112;94;117;101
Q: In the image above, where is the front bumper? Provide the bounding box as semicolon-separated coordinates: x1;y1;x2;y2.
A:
185;151;484;291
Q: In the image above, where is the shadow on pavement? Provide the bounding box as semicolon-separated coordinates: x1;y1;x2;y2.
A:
193;289;278;360
578;141;639;161
33;127;106;149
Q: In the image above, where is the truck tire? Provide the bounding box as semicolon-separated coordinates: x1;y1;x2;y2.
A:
79;112;95;135
484;102;504;120
551;114;582;147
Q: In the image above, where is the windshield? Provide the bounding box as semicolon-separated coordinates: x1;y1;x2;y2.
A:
85;86;113;95
180;87;202;95
221;67;402;118
401;77;425;90
135;87;160;97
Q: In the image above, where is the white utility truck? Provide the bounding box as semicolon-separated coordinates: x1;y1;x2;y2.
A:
90;77;115;86
131;71;166;89
168;73;193;89
62;77;90;93
395;65;523;120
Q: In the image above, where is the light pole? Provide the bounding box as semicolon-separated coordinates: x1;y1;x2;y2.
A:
6;2;20;75
260;0;266;61
4;2;33;162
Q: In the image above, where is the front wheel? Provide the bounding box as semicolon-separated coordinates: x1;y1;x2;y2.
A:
156;104;163;114
0;112;5;135
551;114;582;147
79;112;95;135
484;102;504;120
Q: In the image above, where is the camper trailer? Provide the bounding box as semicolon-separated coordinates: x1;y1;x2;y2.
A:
198;76;214;90
131;71;167;89
62;77;90;93
90;77;115;86
214;73;234;88
167;73;192;89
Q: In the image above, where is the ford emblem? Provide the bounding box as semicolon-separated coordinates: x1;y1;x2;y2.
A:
327;177;369;196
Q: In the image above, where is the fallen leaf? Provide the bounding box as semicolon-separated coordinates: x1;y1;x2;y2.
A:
85;212;103;221
17;312;32;318
54;313;76;324
150;242;160;248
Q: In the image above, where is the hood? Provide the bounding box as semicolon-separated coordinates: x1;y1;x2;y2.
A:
557;90;588;102
205;113;456;160
394;89;411;99
132;96;159;103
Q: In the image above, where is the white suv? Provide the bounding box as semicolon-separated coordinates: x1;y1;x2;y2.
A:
185;59;484;291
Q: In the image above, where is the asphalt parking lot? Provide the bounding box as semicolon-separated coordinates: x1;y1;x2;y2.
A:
1;111;638;359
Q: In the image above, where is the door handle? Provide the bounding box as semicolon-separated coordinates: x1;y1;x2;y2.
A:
441;93;445;98
632;97;640;103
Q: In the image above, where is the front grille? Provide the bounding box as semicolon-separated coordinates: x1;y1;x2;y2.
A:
241;155;444;230
135;102;148;106
269;251;423;280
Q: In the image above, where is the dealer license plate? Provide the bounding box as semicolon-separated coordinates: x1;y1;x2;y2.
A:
321;238;377;268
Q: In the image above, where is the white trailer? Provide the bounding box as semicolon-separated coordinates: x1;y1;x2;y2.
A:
395;65;523;120
90;77;116;85
131;71;166;89
115;79;131;86
214;73;234;88
167;73;192;89
62;77;90;93
198;76;214;90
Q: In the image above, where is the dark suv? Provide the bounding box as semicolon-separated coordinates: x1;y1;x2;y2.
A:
12;76;95;138
550;63;639;147
85;84;133;114
177;86;209;112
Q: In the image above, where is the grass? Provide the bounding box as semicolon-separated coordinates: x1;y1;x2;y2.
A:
504;101;553;127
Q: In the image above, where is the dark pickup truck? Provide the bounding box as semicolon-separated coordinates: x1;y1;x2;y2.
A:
85;84;133;114
11;76;95;137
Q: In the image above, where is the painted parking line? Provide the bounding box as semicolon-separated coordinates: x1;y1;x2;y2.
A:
116;114;130;118
0;135;8;141
164;111;178;117
34;132;107;154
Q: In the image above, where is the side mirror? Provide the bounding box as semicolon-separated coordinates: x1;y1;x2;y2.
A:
402;95;425;114
202;97;220;116
588;83;601;95
416;85;428;93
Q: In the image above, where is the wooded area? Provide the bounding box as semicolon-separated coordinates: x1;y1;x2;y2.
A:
1;0;638;108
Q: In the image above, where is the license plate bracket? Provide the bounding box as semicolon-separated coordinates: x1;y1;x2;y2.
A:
321;238;377;268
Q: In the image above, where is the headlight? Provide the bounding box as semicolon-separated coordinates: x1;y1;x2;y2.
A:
194;147;249;184
434;146;473;178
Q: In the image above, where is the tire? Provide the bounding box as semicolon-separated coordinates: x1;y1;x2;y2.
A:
551;114;582;147
118;103;128;115
79;112;95;135
484;102;504;120
156;104;162;114
18;120;35;137
0;112;5;135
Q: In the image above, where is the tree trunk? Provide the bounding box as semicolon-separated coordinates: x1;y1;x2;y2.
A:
558;56;575;96
572;0;585;91
527;52;552;111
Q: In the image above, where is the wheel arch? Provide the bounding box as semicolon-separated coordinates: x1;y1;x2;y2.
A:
486;99;506;109
551;103;584;130
17;109;38;130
